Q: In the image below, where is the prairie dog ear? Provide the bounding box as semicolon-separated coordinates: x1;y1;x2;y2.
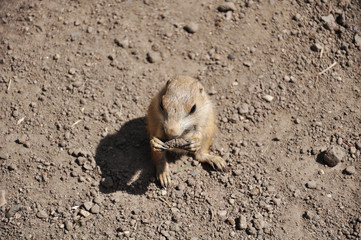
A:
166;79;172;86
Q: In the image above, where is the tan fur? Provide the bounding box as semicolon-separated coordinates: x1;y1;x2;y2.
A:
147;76;226;187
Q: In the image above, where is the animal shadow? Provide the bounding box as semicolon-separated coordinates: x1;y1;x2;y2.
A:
94;117;154;195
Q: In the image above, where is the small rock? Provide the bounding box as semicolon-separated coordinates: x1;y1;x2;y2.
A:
226;217;235;226
83;201;93;211
243;61;252;67
64;220;73;231
350;146;357;154
87;26;93;33
53;54;60;60
253;219;265;230
184;22;199;34
323;145;345;167
0;190;6;207
37;210;49;219
311;43;323;52
114;38;129;48
80;209;90;217
101;176;114;188
344;166;356;175
217;2;237;12
303;210;314;219
68;68;77;75
262;95;274;102
218;210;227;217
321;14;337;30
238;103;249;114
6;205;22;218
354;34;361;48
306;180;317;189
146;51;162;63
293;13;302;21
90;204;100;214
236;215;247;230
94;196;104;204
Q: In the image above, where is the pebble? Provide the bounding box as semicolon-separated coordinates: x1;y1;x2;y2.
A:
311;43;323;52
306;180;317;189
0;190;6;207
87;26;93;33
90;204;100;214
237;215;247;229
304;210;314;219
53;54;60;60
37;210;49;219
321;14;337;30
354;34;361;48
262;95;274;102
80;209;90;217
217;2;237;12
101;177;114;188
184;22;199;34
6;205;22;218
226;217;235;226
83;201;93;211
350;146;357;154
238;103;249;114
68;68;77;75
253;218;265;230
218;210;227;217
146;51;162;63
323;145;345;167
64;220;73;231
344;166;356;175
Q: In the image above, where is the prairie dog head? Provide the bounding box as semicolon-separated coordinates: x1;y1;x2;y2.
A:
157;76;211;139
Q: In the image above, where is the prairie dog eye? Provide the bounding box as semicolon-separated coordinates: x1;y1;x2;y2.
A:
160;100;165;110
189;104;196;114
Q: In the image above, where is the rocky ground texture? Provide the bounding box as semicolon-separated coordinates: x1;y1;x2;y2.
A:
0;0;360;239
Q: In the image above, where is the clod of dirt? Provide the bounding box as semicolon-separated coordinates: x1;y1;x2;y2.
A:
322;145;345;167
184;22;199;34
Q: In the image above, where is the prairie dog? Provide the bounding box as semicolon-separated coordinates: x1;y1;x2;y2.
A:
147;76;226;187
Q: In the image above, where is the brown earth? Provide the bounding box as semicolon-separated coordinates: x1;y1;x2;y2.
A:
0;0;360;239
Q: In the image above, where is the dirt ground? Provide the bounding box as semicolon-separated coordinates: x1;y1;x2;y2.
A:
0;0;360;239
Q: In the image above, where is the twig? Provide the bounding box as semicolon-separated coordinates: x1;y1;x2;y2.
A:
158;197;172;208
318;61;337;75
6;79;11;93
319;46;324;59
71;119;82;128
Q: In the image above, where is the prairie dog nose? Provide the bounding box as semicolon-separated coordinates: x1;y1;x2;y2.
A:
164;120;182;139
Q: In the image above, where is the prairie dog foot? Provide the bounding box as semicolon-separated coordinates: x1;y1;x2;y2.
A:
195;152;226;170
182;132;201;153
150;137;169;152
156;161;171;187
